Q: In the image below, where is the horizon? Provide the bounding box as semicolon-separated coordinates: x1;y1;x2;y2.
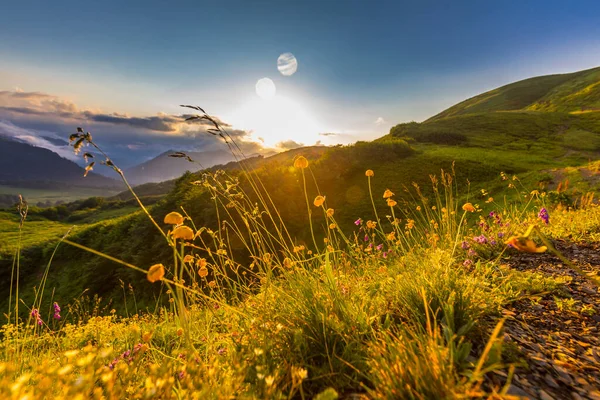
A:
1;0;600;167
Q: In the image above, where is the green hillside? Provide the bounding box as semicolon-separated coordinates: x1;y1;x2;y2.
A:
429;66;600;121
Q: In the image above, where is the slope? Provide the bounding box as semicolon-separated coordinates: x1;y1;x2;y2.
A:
429;66;600;121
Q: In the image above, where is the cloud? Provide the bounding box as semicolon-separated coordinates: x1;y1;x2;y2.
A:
0;89;265;167
319;132;338;137
0;120;79;162
0;90;231;133
275;140;304;150
374;117;386;125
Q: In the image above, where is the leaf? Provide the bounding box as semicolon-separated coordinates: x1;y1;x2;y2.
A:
84;162;95;177
83;152;94;162
69;133;80;142
185;116;200;121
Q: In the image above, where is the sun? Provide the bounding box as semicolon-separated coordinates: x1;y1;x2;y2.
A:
227;95;324;148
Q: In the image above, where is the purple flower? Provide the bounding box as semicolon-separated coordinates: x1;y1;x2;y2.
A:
461;241;470;250
497;232;504;238
538;208;549;224
376;244;383;251
53;302;61;320
217;347;227;356
355;218;362;226
31;308;43;325
382;251;388;258
473;234;487;244
467;249;477;257
490;240;497;246
463;259;473;267
364;234;369;242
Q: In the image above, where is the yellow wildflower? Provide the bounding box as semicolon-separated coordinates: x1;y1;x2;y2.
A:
383;189;394;199
147;264;165;283
313;195;325;207
366;220;377;229
198;267;208;278
164;212;184;225
462;203;475;212
183;255;194;264
365;169;374;177
171;226;194;240
196;258;207;268
326;208;335;217
386;198;397;207
329;223;337;229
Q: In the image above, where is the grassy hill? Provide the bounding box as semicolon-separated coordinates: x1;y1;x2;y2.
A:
429;66;600;120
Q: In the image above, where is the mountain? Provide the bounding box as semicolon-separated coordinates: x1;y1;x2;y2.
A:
428;66;600;121
0;136;121;189
123;149;237;185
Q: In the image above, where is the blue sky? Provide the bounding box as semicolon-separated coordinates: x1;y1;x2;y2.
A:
1;0;600;165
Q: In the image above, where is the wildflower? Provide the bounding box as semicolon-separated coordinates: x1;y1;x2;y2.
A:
208;281;217;288
504;236;547;253
171;226;194;240
363;234;369;242
196;258;207;268
461;241;470;250
294;156;309;169
313;195;325;207
382;251;388;258
387;232;396;241
217;347;227;356
463;259;473;267
164;212;184;225
486;197;494;203
462;203;475;212
147;264;165;283
354;218;362;226
416;206;421;211
538;208;549;224
376;244;383;251
383;189;394;199
497;232;505;238
405;219;415;230
177;328;184;337
329;223;337;229
198;268;208;278
490;240;497;246
366;220;377;229
183;255;194;264
53;302;61;320
473;234;487;244
386;198;397;207
31;308;43;326
326;208;335;217
467;249;477;257
142;332;153;343
283;258;293;268
365;169;374;177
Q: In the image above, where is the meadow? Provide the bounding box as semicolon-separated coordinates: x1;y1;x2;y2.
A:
0;109;599;399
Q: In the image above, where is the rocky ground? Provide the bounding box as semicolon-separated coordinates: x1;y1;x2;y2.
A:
499;241;600;399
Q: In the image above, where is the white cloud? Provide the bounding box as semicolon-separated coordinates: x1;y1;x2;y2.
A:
374;117;386;125
0;120;79;162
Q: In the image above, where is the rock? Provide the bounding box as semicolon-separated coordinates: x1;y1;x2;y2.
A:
539;389;555;400
506;384;531;398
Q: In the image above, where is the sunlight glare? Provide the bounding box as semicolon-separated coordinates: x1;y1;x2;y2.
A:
228;95;323;148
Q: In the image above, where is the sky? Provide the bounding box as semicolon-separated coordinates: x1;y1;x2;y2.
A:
1;0;600;167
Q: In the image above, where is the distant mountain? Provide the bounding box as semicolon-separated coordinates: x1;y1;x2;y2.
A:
429;66;600;121
123;149;237;185
0;136;121;189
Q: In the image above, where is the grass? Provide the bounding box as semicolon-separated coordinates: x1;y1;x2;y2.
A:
2;111;599;398
0;185;121;207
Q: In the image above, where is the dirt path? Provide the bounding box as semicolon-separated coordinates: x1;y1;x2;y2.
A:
500;241;600;399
